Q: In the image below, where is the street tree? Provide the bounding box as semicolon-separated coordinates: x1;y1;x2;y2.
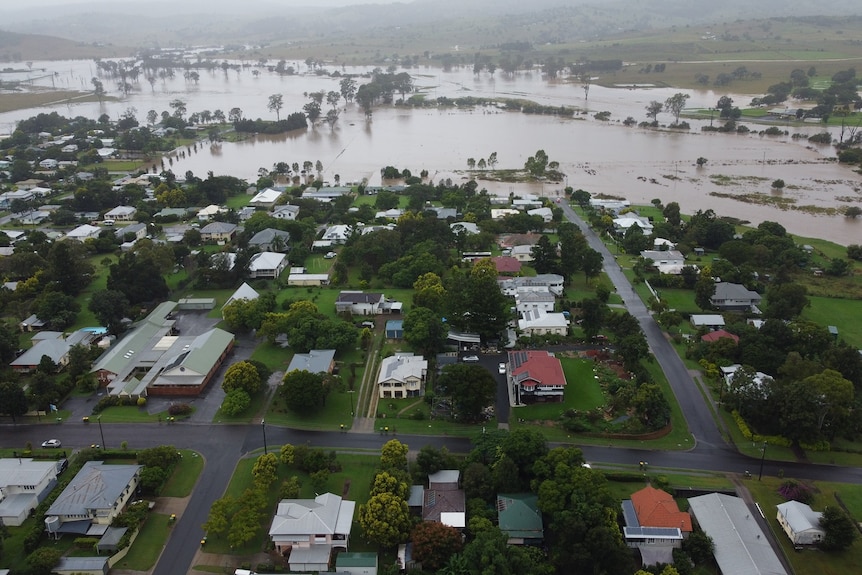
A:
267;94;284;121
222;361;263;395
665;93;691;124
437;364;496;422
0;382;28;423
220;389;250;416
252;453;279;488
370;470;409;499
358;491;412;548
202;495;235;538
281;370;328;413
411;521;464;571
380;439;409;471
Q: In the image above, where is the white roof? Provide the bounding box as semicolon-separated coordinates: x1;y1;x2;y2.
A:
248;252;286;272
197;204;226;217
225;282;260;306
440;512;466;528
66;224;101;239
688;493;787;575
250;188;283;204
518;309;569;330
690;314;725;327
105;205;136;217
450;222;480;235
776;501;823;534
0;458;58;488
378;353;427;383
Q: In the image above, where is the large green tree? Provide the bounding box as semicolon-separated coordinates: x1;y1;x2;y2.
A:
437;363;497;422
819;505;857;550
222;361;263;395
280;370;328;413
88;289;129;335
0;382;28;422
445;259;510;342
403;306;447;355
358;492;412;548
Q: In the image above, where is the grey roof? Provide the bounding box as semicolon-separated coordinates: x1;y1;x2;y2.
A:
200;221;237;234
249;228;291;246
429;469;460;488
47;462;141;517
688;493;787;575
114;223;146;238
92;301;177;376
0;458;59;489
269;492;355;537
776;501;823;534
408;485;425;507
11;339;70;367
224;282;259;307
287;349;336;374
336;291;384;304
711;282;762;303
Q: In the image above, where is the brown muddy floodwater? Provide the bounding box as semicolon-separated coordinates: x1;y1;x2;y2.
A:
2;60;860;244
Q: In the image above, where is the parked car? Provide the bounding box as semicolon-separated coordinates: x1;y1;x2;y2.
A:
462;355;479;363
41;439;61;448
324;251;337;259
498;362;507;374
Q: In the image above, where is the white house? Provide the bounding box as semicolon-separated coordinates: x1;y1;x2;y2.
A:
199;221;237;242
527;207;553;223
491;208;520;219
196;204;227;221
640;250;685;266
518;309;569;337
104;206;137;221
0;458;63;526
287;273;330;287
248;252;288;279
613;215;653;235
514;289;556;314
269;492;355;571
499;274;564;297
65;224;102;241
273;204;300;220
223;282;259;312
38;159;58;169
776;501;825;546
378;353;427;399
510;244;535;262
375;208;403;220
249;188;283;208
710;282;762;312
450;221;480;235
322;225;353;244
690;314;725;329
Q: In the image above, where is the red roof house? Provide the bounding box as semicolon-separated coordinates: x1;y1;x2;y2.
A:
630;485;692;532
489;256;522;275
508;350;566;403
700;329;739;344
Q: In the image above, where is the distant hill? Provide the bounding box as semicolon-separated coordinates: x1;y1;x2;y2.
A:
0;30;131;62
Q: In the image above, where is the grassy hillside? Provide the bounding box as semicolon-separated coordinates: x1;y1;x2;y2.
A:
0;30;131;62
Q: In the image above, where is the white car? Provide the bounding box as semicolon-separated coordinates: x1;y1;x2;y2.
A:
41;439;61;448
498;362;507;374
462;355;479;363
324;251;337;259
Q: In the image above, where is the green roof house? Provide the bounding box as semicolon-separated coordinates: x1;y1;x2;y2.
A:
497;493;543;545
335;551;378;575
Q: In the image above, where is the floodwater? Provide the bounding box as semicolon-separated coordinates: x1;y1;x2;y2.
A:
2;60;860;244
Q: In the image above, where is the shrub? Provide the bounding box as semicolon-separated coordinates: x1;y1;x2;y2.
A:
168;403;193;416
74;537;100;549
778;479;814;504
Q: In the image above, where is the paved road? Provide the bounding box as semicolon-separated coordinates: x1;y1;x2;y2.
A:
559;202;727;451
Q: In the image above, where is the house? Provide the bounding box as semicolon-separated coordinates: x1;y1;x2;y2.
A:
498;233;541;250
518;309;569;337
248;187;283;208
0;189;35;208
378;353;427;398
196;204;227;221
336;552;379;575
0;458;63;526
510;244;535;263
690;314;725;330
53;557;109;575
199;222;237;242
115;223;147;242
423;470;465;528
776;501;825;546
248;228;291;252
497;493;543;545
589;198;630;212
144;328;235;397
498;274;564;297
490;256;522;275
375;208;403;220
104;206;136;221
701;329;739;344
720;364;774;398
269;492;356;571
336;291;385;315
322;224;353;244
248;252;288;279
211;252;237;272
640;250;685;266
688;493;788;575
613;215;653;235
38;158;59;169
65;224;102;241
237;206;256;221
492;208;522;219
273;204;300;220
512;197;542;209
223;282;259;312
287;349;336;374
302;187;352;202
450;221;480;235
653;238;677;250
710;282;762;312
627;485;692;535
16;210;50;225
509;350;567;403
385;320;404;339
10;338;71;372
19;313;47;332
45;461;141;534
428;206;457;220
514;290;556;314
527;207;553;223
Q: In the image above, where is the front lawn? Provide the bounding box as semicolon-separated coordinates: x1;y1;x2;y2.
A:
161;449;204;497
516;358;601;422
114;513;172;571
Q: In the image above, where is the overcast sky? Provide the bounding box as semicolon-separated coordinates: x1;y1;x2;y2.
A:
18;0;408;6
